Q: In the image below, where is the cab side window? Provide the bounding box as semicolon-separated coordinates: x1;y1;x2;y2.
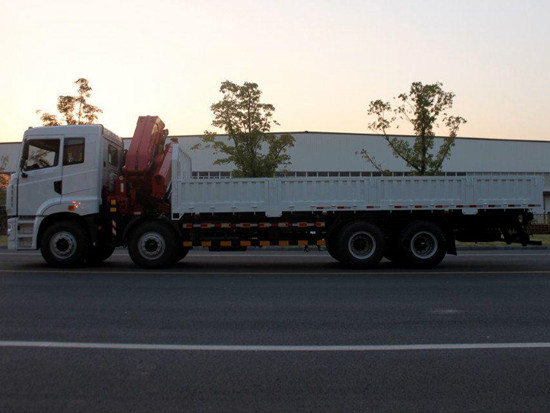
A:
63;138;85;166
22;139;60;170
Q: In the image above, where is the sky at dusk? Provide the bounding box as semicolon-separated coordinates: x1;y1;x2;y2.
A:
0;0;549;142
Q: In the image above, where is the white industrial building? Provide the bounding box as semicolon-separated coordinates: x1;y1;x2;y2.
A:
2;131;550;213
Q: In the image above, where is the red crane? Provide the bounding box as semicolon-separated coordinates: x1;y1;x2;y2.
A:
110;116;173;214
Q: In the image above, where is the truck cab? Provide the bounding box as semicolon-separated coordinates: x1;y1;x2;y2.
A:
7;125;123;254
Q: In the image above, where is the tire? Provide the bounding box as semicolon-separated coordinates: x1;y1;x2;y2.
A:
335;221;385;269
86;244;115;264
397;221;446;268
40;221;89;267
128;221;179;269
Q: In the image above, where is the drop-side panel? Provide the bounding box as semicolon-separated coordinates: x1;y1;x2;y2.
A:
473;177;541;206
176;179;270;214
172;174;543;217
377;177;471;208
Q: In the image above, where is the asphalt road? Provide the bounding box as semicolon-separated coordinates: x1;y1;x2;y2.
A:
0;248;549;412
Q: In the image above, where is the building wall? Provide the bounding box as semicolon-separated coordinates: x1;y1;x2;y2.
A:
174;133;550;174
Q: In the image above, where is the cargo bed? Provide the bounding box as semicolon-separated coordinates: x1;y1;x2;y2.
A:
171;148;544;217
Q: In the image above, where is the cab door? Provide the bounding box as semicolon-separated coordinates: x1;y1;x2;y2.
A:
17;137;62;216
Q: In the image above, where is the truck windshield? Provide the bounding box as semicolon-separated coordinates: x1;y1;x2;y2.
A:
22;139;60;171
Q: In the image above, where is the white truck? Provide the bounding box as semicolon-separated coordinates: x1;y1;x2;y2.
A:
6;116;544;269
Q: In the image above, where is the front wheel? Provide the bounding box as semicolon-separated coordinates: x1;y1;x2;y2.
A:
397;221;447;268
40;221;89;267
128;221;179;269
335;221;385;269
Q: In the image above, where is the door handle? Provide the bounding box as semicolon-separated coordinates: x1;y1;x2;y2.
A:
54;181;62;194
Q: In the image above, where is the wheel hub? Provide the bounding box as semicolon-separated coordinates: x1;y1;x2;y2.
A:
138;232;165;259
410;231;437;259
50;231;77;259
348;231;376;259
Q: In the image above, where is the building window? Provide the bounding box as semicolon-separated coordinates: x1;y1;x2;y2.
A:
63;138;85;166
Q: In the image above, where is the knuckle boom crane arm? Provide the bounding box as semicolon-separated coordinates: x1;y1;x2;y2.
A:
110;116;173;214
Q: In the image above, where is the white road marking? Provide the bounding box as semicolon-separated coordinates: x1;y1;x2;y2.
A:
0;340;549;352
431;309;464;314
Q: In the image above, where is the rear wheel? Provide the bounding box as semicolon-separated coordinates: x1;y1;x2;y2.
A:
128;221;179;269
335;221;385;269
397;221;446;268
41;221;89;267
